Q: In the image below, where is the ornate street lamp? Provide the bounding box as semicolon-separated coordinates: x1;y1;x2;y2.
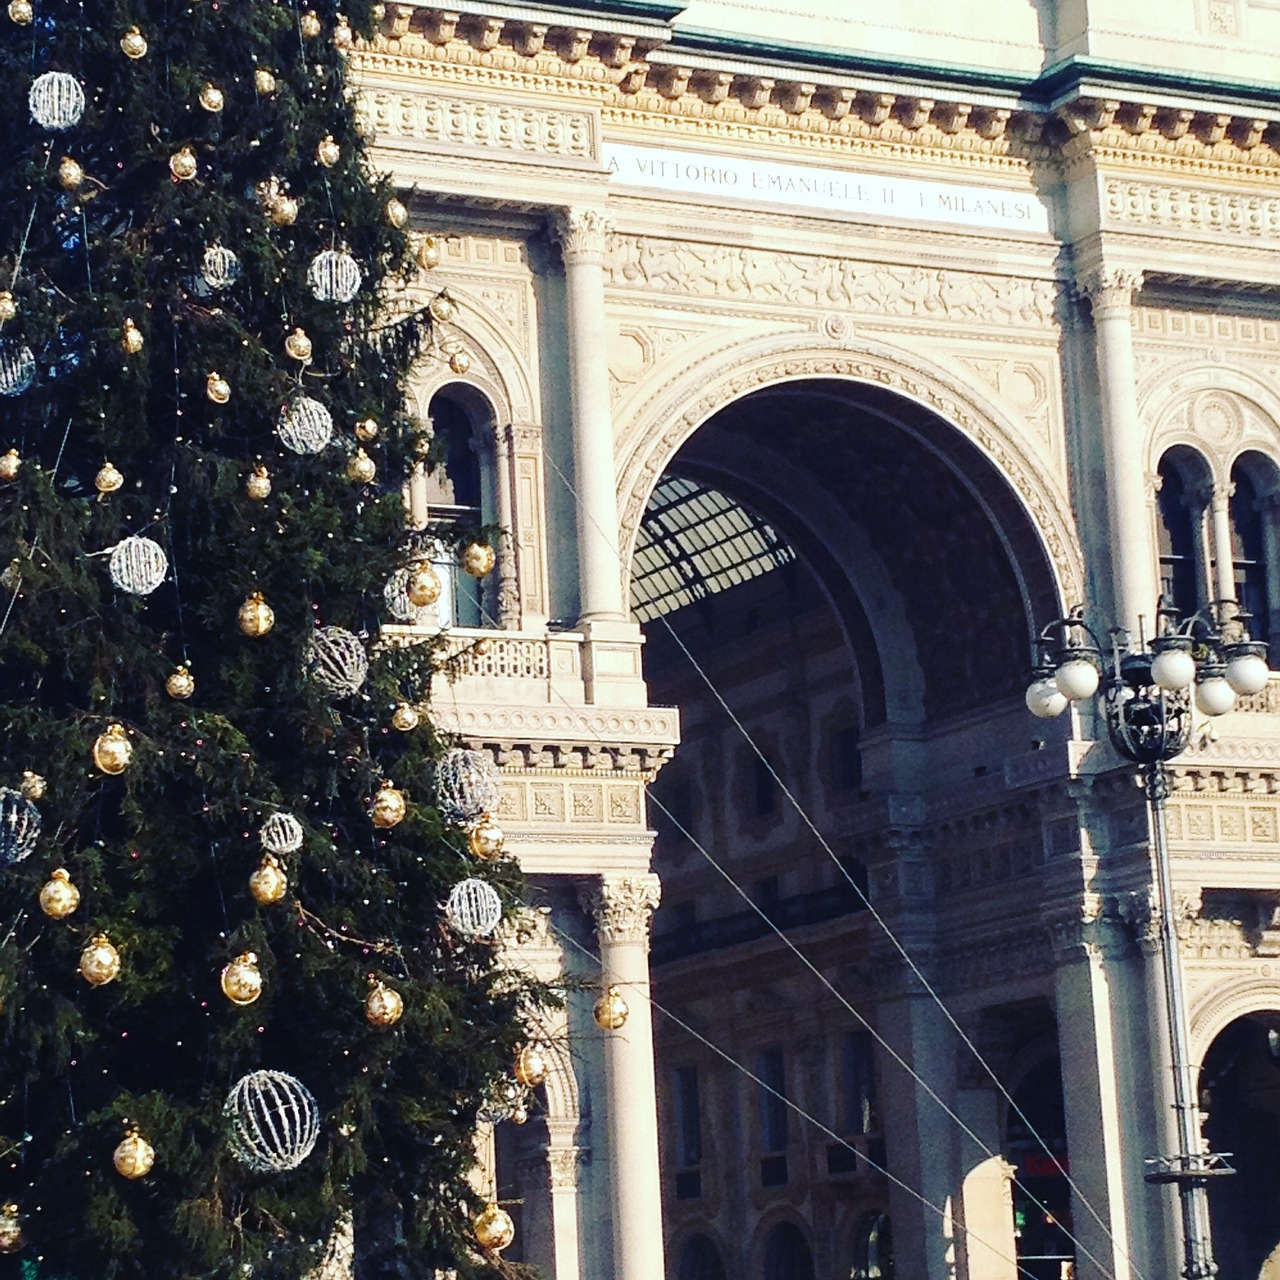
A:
1026;601;1264;1280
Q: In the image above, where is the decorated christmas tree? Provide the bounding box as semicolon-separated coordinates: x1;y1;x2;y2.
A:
0;4;544;1277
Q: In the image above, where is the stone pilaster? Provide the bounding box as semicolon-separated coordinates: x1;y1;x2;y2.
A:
579;873;664;1280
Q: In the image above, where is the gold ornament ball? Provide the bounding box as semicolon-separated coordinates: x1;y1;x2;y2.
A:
284;327;313;362
428;292;456;324
355;417;379;442
80;934;121;986
511;1102;529;1125
0;449;20;483
417;236;441;271
406;562;441;607
95;461;123;494
165;665;195;700
169;145;198;182
58;155;84;190
365;979;403;1028
448;348;472;375
199;82;224;112
316;134;341;168
121;318;144;354
113;1129;154;1180
7;0;32;24
461;541;496;579
254;67;276;95
593;985;628;1031
238;592;275;637
120;25;148;58
514;1044;548;1088
473;1204;515;1253
245;465;272;501
39;868;80;920
0;1204;21;1254
249;854;288;905
268;194;299;227
206;371;230;404
0;291;16;323
346;449;376;484
221;952;263;1006
299;8;322;37
19;771;45;801
370;781;406;829
468;815;505;861
391;702;419;732
92;723;133;775
384;197;408;228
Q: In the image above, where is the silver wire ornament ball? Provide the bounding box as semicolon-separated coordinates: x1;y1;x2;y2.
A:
224;1070;320;1173
29;71;85;130
445;877;503;938
0;787;40;865
278;396;333;454
435;748;502;826
302;626;369;697
307;249;362;304
260;811;304;855
109;536;169;595
200;244;241;291
0;342;36;397
383;567;433;624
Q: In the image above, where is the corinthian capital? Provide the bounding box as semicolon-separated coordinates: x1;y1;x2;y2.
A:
579;873;661;946
1078;266;1144;318
551;207;613;266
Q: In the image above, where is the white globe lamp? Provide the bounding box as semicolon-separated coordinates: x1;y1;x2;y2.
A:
1195;672;1237;717
1224;644;1270;696
1150;641;1196;692
1054;656;1100;702
1025;676;1068;718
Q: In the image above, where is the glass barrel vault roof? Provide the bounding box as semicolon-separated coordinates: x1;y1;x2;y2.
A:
630;475;795;623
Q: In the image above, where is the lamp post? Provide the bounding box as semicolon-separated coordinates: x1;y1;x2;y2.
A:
1025;601;1268;1280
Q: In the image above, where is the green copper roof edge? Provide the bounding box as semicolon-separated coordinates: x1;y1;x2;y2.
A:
501;0;687;21
666;28;1280;112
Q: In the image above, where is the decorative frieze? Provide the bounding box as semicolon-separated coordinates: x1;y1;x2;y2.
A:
363;87;599;164
605;236;1058;326
1104;178;1280;238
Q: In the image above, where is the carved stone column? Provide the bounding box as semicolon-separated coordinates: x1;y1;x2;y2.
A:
1208;483;1237;606
546;1125;584;1280
551;208;627;625
1045;901;1159;1280
579;873;664;1280
504;422;552;628
1079;267;1158;634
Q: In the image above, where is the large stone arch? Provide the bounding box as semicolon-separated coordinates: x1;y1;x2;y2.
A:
1189;975;1280;1065
616;334;1083;626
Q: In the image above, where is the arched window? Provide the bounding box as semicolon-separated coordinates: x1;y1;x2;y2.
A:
763;1223;815;1280
1231;461;1270;644
1156;455;1200;619
677;1234;727;1280
851;1212;893;1280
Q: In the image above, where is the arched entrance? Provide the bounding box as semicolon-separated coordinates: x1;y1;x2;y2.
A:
1202;1013;1280;1279
637;376;1067;1280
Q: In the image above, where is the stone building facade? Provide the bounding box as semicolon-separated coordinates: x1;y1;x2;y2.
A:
356;3;1280;1277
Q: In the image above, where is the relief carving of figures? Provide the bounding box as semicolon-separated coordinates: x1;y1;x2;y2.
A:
605;235;1056;326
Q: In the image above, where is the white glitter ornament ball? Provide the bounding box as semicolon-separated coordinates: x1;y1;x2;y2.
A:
260;811;304;854
201;244;241;290
446;878;503;938
435;748;502;826
383;567;433;625
109;536;168;595
0;787;40;865
225;1070;320;1173
307;249;362;304
0;342;36;396
278;396;333;454
29;72;85;130
302;626;368;697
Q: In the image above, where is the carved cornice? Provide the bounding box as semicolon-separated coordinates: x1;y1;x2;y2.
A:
351;13;1280;184
579;873;662;946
